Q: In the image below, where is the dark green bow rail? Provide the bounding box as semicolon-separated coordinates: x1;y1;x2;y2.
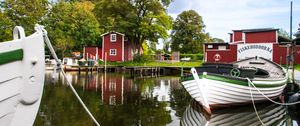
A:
0;49;23;65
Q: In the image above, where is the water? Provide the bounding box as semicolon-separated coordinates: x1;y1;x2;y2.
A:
34;71;300;126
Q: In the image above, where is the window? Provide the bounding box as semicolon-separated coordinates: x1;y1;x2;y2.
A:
110;34;116;42
207;45;213;49
109;96;116;105
218;45;226;50
109;80;116;92
110;49;117;56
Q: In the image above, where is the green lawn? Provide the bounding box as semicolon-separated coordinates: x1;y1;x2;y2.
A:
295;64;300;71
99;60;202;67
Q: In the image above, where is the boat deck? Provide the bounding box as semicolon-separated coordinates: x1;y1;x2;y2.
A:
235;57;285;79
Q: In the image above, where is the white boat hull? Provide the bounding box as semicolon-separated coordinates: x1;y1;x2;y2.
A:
182;69;287;111
0;26;45;126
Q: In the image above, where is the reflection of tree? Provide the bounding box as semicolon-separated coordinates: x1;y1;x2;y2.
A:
34;82;101;126
170;87;192;117
35;73;175;126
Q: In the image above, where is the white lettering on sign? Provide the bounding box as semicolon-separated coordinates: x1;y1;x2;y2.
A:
237;43;273;61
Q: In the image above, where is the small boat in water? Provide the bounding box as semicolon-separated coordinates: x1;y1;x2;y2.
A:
0;25;45;125
180;101;286;126
181;57;287;112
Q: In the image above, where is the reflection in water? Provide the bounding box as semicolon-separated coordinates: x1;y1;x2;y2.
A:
34;71;300;126
181;101;288;126
34;71;185;126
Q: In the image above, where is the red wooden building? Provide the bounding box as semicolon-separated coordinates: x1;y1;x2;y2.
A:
83;32;134;62
204;28;300;64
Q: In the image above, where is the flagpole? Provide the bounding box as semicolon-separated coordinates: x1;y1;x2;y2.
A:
290;1;293;40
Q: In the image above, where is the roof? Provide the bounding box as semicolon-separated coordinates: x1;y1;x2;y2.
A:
101;31;125;36
232;28;278;33
204;42;229;45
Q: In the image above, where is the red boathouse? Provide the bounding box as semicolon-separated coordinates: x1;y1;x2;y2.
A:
204;28;300;64
83;31;135;62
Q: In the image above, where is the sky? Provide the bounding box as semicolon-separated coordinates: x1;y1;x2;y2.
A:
157;0;300;49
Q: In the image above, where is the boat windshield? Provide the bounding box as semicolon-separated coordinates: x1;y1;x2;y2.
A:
254;68;269;77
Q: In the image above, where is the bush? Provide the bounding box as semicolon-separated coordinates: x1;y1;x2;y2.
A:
133;54;154;63
180;54;203;60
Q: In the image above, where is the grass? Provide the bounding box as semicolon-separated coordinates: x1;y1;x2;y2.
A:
98;60;203;67
295;64;300;71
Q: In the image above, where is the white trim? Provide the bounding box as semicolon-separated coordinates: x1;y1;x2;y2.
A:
110;49;117;56
218;45;227;50
276;30;278;43
96;47;98;60
122;35;124;61
101;31;125;36
207;45;213;48
110;34;117;42
233;32;235;42
83;47;85;59
242;32;245;44
206;49;232;52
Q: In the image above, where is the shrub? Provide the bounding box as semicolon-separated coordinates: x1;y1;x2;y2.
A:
133;54;154;63
180;54;203;60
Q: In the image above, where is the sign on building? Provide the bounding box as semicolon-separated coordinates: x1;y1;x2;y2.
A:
237;43;273;61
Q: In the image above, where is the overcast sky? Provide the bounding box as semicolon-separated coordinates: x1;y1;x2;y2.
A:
167;0;300;42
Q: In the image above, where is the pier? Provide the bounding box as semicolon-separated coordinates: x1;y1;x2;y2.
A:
61;65;193;76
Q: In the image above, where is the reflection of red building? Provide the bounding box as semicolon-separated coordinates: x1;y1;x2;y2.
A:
80;73;138;105
102;75;123;105
204;28;300;64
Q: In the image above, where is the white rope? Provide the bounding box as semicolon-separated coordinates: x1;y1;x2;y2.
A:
248;80;266;126
246;78;300;106
41;26;100;126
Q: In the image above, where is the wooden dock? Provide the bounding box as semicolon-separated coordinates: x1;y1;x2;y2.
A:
61;65;194;76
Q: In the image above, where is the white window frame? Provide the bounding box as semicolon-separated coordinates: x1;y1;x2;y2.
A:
207;45;213;49
218;45;226;50
109;95;116;105
110;34;117;42
109;80;116;92
110;49;117;56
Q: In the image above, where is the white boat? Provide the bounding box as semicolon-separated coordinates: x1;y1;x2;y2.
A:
45;59;57;70
62;57;79;71
181;57;287;113
180;101;286;126
0;26;45;125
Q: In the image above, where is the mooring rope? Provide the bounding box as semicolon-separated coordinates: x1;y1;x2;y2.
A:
246;78;300;106
40;25;100;126
248;80;266;126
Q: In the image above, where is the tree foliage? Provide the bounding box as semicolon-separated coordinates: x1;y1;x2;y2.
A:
0;11;14;41
1;0;49;35
94;0;173;55
171;10;210;54
43;1;101;57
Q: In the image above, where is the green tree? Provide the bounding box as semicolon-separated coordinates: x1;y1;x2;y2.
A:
171;10;209;54
163;39;170;54
94;0;173;56
211;37;224;43
278;28;290;39
43;1;101;57
1;0;49;35
0;10;14;41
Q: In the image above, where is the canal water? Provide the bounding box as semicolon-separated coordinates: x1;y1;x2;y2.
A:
34;71;300;126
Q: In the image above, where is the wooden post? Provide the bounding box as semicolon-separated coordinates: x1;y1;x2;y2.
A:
104;52;107;72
